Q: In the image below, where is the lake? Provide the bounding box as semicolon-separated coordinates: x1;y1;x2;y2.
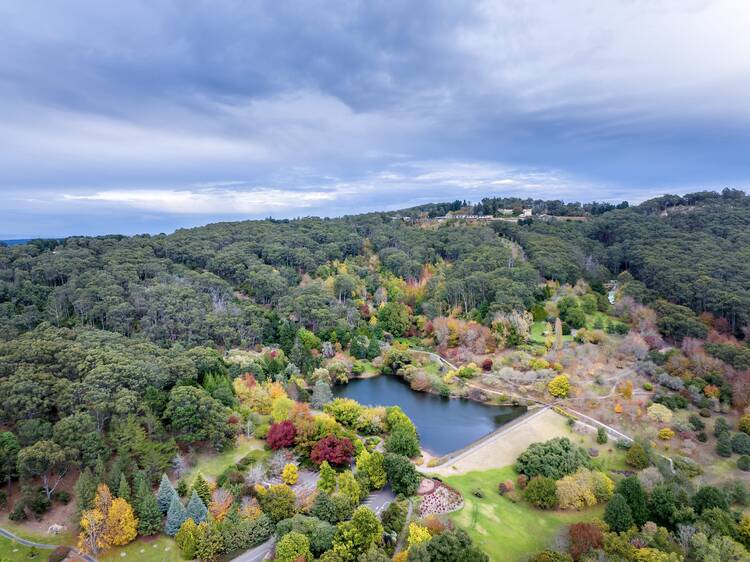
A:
333;375;526;455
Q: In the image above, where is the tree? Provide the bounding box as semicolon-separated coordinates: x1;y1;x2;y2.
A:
408;522;431;548
165;385;235;450
378;302;410;337
117;475;131;503
257;484;297;523
75;467;99;520
156;473;177;513
311;380;334;409
186;490;208;524
318;461;336;494
615;477;648;526
381;500;408;535
165;494;187;536
275;530;312;562
104;497;138;546
692;485;728;514
175;518;198;560
78;485;112;556
276;514;336;557
267;421;297;450
383;453;421;496
523;476;557;509
516;438;591;480
310;492;338;524
136;490;162;536
411;529;488;562
357;450;387;490
194;521;224;561
647;485;677;528
331;506;383;561
282;464;299;486
386;425;420;458
311;435;354;466
192;473;212;505
0;431;20;495
16;440;67;500
337;471;362;505
604;494;633;532
625;442;650;469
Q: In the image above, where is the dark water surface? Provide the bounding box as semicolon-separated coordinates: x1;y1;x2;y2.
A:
333;375;526;455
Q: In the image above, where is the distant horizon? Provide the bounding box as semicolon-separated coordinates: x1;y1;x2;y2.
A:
0;186;737;241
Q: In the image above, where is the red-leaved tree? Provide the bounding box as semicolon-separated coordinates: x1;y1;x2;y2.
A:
267;420;297;450
569;522;603;561
310;435;354;466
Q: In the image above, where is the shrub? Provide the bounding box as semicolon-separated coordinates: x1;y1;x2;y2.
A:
643;382;653;391
481;358;493;371
739;414;750;435
716;432;732;457
714;417;730;437
738;456;750;471
267;421;297;450
516;437;591;480
274;531;312;562
498;480;515;495
569;522;603;560
646;403;673;424
523;476;557;509
731;432;750;455
697;431;708;442
688;414;705;431
625;442;650;469
692;485;728;514
547;375;570;398
282;464;299;486
531;551;573;562
555;469;613;510
596;427;608;445
657;428;674;441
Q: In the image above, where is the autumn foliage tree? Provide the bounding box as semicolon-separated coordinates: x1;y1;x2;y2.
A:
267;420;297;450
568;523;603;560
310;435;354;466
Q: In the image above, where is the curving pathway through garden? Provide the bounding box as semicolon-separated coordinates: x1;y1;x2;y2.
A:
0;526;98;562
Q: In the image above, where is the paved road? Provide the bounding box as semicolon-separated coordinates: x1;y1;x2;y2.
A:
362;486;396;516
229;538;276;562
0;527;97;562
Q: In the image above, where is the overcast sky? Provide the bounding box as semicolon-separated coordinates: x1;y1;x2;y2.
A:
2;0;750;238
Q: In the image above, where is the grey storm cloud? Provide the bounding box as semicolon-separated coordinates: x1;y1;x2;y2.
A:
1;0;749;237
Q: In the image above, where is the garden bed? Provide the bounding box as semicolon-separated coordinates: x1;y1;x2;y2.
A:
418;480;464;515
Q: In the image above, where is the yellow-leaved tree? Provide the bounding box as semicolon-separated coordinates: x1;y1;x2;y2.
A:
105;497;138;546
78;484;113;555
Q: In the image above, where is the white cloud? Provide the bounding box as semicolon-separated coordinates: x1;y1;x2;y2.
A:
62;188;337;214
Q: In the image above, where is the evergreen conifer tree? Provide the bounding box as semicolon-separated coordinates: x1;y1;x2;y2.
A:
192;473;212;505
165;494;187;536
186;490;208;524
137;490;163;536
157;473;177;513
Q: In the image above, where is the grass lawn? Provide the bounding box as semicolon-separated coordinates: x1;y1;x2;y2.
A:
445;466;604;561
101;536;182;562
0;537;49;561
183;436;266;482
529;321;572;345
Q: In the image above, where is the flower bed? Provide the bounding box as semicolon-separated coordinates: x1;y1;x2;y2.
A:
419;481;464;515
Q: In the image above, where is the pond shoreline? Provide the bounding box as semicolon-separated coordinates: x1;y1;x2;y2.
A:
335;373;527;456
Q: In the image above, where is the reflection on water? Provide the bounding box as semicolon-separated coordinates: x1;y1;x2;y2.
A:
333;375;526;455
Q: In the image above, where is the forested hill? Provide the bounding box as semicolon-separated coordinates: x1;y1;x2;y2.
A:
1;188;749;348
495;188;750;334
